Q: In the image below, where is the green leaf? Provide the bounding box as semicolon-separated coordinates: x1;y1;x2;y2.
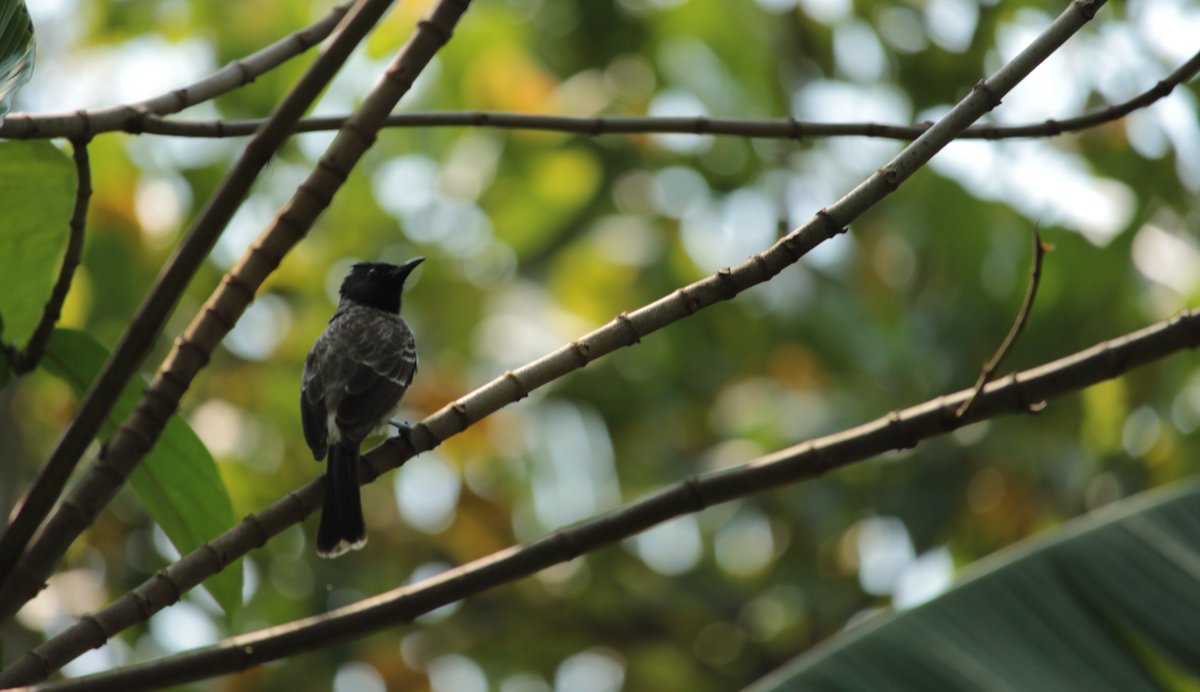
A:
750;480;1200;691
0;0;34;119
0;140;75;347
42;329;242;617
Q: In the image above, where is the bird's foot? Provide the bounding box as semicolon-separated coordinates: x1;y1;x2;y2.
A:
389;420;415;449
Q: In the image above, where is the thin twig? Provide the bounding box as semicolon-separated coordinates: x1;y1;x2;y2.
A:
957;230;1050;419
19;48;1200;142
0;0;398;606
0;0;1107;681
0;2;355;139
31;305;1200;692
2;138;92;373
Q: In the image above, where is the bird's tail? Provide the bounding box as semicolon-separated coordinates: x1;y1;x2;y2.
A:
317;442;367;558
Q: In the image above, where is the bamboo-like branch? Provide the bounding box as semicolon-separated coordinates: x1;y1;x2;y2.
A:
0;2;354;140
7;48;1197;143
3;138;92;374
0;0;1107;684
0;0;400;613
35;304;1200;692
958;231;1049;419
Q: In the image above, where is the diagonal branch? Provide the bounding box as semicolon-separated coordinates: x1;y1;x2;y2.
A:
957;230;1050;419
3;138;92;374
0;0;1108;682
0;2;355;140
33;305;1200;692
0;0;399;608
65;48;1200;142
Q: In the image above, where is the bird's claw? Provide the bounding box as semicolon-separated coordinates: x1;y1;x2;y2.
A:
389;420;415;449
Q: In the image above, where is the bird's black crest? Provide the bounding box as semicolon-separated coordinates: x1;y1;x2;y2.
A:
338;257;424;313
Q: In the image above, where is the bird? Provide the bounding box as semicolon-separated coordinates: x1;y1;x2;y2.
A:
300;257;423;557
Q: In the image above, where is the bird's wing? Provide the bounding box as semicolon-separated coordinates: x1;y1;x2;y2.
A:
334;316;417;442
300;347;329;460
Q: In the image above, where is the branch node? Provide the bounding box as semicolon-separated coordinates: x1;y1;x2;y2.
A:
451;402;471;427
752;253;772;280
285;490;314;521
13;112;39;138
222;272;258;302
678;285;700;315
74;109;93;141
716;267;738;298
878;164;901;191
416;17;453;45
130;588;154;617
123;105;150;134
315;155;350;185
80;614;110;647
683;475;708;511
170;88;190;111
153;570;183;605
1075;0;1101;20
571;340;592;366
504;370;530;400
234;59;254;86
814;208;843;237
202;541;229;569
780;234;803;261
203;303;235;331
616;312;641;345
340;120;378;149
553;529;582;560
972;79;1004;110
886;411;918;450
412;421;438;453
90;455;126;486
788;117;803;140
27;649;53;678
173;337;212;370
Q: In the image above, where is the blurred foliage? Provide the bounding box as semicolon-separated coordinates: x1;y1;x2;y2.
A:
757;481;1200;690
2;0;1200;689
41;329;240;617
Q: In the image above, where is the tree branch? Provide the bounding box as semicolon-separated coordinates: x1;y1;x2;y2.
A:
3;138;92;374
0;0;399;614
0;2;355;140
958;230;1049;419
11;48;1197;143
33;304;1200;692
0;0;1107;683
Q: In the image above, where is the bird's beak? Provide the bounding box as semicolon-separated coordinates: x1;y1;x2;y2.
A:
394;256;425;283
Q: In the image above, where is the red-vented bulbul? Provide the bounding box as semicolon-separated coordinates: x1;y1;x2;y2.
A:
301;257;422;557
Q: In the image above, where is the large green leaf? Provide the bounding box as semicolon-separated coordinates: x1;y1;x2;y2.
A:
42;329;242;616
751;480;1200;691
0;140;75;348
0;0;33;119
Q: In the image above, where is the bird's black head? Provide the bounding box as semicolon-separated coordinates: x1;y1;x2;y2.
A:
338;257;424;313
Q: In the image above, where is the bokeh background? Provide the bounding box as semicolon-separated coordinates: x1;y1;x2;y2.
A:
3;0;1200;689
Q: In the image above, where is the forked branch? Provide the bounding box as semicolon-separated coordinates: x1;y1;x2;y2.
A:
958;230;1050;419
